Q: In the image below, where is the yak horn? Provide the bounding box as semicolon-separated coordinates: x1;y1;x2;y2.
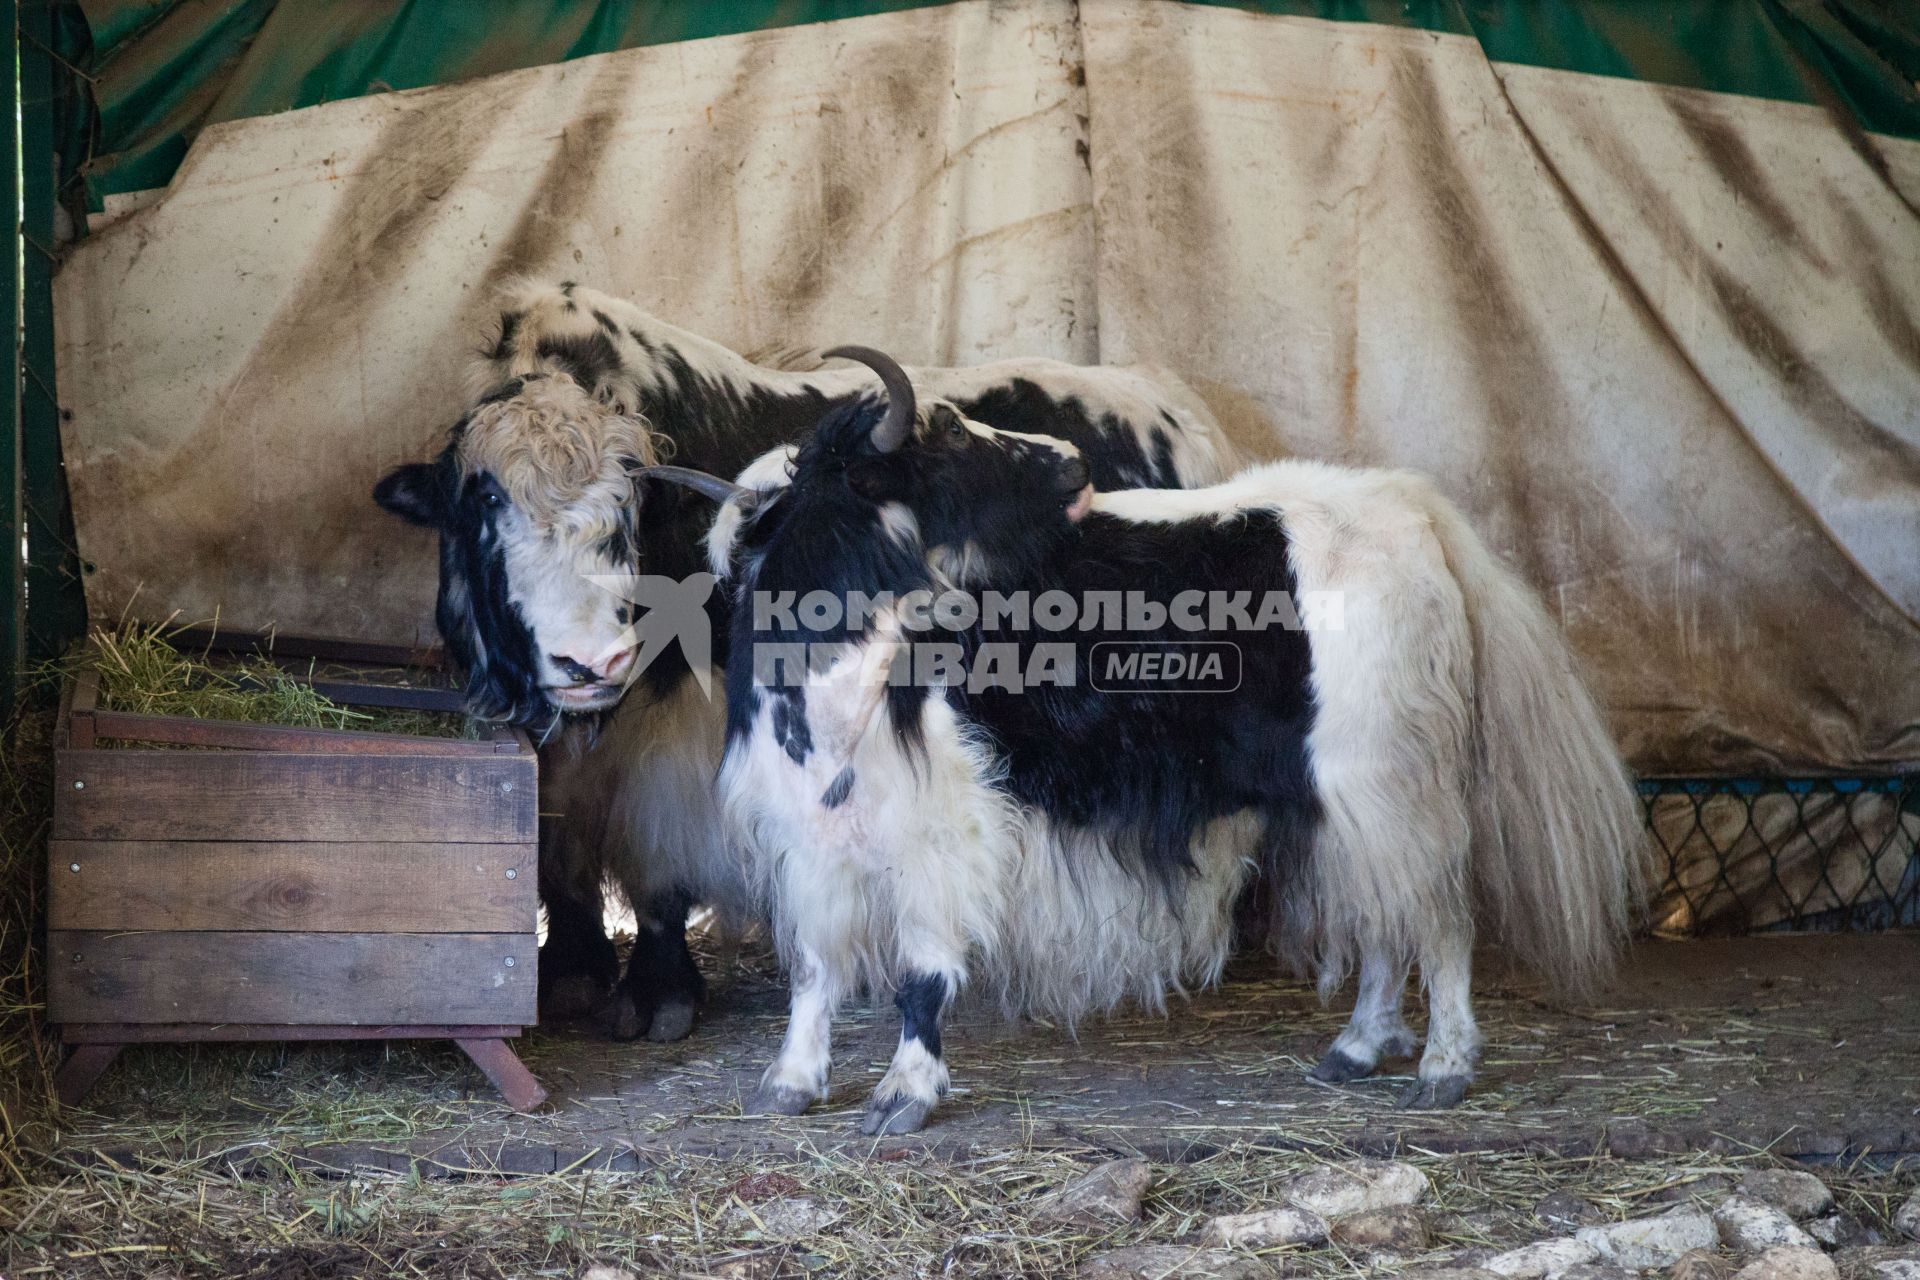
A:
824;345;916;453
632;465;747;504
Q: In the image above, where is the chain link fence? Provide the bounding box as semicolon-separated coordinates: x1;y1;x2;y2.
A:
1640;776;1920;935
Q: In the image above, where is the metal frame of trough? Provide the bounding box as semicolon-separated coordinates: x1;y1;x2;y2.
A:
46;642;547;1112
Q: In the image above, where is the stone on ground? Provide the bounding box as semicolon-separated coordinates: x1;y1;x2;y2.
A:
1280;1159;1430;1218
1333;1205;1431;1251
1202;1205;1331;1249
1896;1192;1920;1243
1536;1192;1608;1232
1032;1158;1154;1226
1559;1266;1642;1280
1738;1171;1835;1221
1578;1209;1720;1268
720;1196;842;1239
1485;1237;1603;1278
1833;1247;1920;1280
1080;1244;1277;1280
1717;1197;1820;1253
1809;1215;1883;1251
1733;1246;1840;1280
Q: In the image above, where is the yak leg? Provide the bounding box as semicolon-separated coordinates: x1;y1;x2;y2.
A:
607;888;705;1042
1400;921;1479;1109
1311;946;1416;1083
537;834;618;1017
751;944;843;1116
861;971;954;1136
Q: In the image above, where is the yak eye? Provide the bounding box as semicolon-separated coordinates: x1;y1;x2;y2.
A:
945;415;966;442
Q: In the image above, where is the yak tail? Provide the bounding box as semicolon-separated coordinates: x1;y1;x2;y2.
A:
1426;499;1647;1001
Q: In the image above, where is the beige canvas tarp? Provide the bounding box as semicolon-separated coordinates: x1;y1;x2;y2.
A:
54;1;1920;780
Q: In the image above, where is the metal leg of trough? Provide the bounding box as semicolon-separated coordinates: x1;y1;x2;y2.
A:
455;1037;549;1112
53;1042;122;1107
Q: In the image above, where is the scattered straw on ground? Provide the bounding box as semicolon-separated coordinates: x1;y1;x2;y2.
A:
4;1138;1915;1279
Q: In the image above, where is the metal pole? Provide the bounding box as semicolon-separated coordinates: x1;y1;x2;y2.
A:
19;0;80;668
3;0;25;719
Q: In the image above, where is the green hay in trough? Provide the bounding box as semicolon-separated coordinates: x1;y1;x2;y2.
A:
54;620;471;739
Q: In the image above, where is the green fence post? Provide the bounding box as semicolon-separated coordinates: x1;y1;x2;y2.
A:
20;0;83;670
3;0;24;719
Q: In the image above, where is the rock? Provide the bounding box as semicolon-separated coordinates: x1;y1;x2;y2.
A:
1897;1192;1920;1243
580;1269;637;1280
1485;1238;1603;1278
1809;1215;1883;1251
1578;1209;1720;1268
1537;1193;1608;1232
1739;1172;1835;1222
1202;1206;1332;1249
1402;1270;1505;1280
1281;1160;1430;1218
1079;1244;1277;1280
1717;1197;1820;1254
1670;1248;1734;1280
1560;1266;1640;1280
1333;1205;1431;1252
1732;1246;1839;1280
1864;1263;1920;1280
1031;1158;1153;1227
1834;1247;1920;1280
721;1196;842;1239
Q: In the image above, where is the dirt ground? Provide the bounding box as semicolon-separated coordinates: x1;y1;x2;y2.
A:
45;933;1920;1176
6;932;1918;1279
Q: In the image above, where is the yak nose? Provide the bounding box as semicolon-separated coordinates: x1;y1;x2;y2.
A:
599;644;637;682
1058;454;1089;494
551;645;637;685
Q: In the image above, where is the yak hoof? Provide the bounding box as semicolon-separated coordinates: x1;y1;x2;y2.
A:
645;1000;698;1044
860;1093;935;1136
1309;1048;1374;1084
1397;1074;1471;1110
748;1083;816;1117
604;993;647;1042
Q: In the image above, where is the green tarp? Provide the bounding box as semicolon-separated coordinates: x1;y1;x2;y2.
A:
60;0;1920;211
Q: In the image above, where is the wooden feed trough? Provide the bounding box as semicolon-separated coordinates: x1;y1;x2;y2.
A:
46;640;546;1111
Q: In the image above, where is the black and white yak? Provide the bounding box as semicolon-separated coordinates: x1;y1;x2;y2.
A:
652;348;1644;1133
373;281;1240;1038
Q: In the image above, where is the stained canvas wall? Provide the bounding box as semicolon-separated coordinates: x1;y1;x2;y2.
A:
54;1;1920;782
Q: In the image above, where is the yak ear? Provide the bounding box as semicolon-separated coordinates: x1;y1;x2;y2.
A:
374;463;446;528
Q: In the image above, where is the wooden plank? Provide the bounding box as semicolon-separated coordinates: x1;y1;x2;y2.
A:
456;1038;549;1111
50;932;537;1025
50;840;535;933
53;1044;120;1107
167;626;445;669
53;750;535;843
64;669;99;750
304;680;467;713
84;708;502;756
60;1023;522;1043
